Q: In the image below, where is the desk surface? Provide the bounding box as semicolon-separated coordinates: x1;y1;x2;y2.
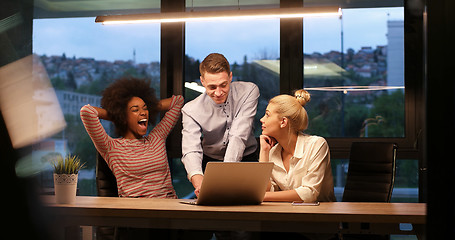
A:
42;196;426;225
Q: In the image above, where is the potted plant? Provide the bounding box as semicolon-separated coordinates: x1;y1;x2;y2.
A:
52;154;85;204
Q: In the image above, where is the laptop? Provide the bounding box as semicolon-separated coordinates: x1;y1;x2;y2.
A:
180;162;274;206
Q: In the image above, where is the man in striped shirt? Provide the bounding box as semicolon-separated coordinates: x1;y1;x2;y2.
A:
81;77;183;198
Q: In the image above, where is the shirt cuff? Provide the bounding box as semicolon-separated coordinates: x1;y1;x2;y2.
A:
187;171;204;181
181;152;204;180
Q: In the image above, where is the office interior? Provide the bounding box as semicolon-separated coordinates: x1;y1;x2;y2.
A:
0;0;453;239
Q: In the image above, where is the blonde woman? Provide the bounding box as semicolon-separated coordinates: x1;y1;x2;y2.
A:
259;89;336;203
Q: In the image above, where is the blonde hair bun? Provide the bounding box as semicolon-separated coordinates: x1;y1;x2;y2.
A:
294;89;311;107
269;91;310;132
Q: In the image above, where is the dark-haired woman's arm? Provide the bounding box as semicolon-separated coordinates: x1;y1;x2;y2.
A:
157;97;174;112
150;95;184;139
90;105;110;121
80;105;112;159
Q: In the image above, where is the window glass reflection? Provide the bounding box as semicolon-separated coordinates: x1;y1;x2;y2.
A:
303;8;405;138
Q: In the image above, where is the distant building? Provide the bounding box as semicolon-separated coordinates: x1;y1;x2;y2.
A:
56;90;101;116
387;20;404;86
55;90;112;134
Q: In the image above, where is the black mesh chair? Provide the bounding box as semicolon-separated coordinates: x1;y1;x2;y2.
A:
96;152;118;197
96;152;118;240
341;142;397;240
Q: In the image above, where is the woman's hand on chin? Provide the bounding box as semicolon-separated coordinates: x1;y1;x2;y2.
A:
260;135;277;151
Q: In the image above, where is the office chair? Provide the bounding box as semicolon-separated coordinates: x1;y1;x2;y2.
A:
96;152;118;197
96;152;118;240
342;142;397;202
340;142;397;240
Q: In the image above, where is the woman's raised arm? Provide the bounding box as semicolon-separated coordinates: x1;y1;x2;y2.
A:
90;105;110;121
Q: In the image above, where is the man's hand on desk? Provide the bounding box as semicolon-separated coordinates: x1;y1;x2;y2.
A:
191;174;204;197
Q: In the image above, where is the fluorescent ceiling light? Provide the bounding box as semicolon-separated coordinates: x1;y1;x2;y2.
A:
185;82;206;93
95;6;341;25
305;86;404;94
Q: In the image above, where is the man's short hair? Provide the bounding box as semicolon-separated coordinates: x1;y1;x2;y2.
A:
199;53;231;77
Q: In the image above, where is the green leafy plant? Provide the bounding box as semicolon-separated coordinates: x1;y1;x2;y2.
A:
52;154;85;174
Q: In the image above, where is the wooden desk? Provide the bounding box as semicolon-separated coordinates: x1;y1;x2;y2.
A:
42;196;426;239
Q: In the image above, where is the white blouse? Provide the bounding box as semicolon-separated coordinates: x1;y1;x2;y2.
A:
268;133;336;202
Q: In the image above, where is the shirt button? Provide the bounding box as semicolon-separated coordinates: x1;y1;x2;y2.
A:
227;115;229;117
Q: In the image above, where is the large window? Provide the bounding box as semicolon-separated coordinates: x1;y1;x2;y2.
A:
5;1;430;238
31;4;418;203
301;7;417;203
32;17;161;196
303;8;405;138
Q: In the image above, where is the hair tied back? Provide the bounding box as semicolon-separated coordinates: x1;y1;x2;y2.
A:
294;89;311;107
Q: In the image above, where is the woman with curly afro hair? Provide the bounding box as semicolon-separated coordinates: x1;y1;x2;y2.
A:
80;77;184;199
100;77;160;138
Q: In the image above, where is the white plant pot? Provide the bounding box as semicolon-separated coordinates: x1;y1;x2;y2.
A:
54;173;78;204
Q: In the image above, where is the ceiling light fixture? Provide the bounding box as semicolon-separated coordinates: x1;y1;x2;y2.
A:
95;6;341;25
305;86;405;93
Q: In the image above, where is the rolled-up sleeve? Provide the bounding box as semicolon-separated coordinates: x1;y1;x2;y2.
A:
294;139;330;202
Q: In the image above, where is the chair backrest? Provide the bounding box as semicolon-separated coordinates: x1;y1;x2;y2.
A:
95;153;119;239
96;152;118;197
342;142;397;202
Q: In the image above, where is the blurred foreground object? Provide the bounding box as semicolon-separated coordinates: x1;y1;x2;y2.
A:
0;54;66;148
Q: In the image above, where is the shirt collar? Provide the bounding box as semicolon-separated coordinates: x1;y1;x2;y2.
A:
270;133;305;160
293;133;305;159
